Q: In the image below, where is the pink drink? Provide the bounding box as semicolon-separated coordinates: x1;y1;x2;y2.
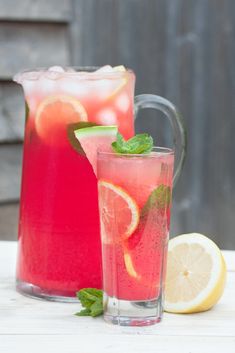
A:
15;67;135;299
97;149;174;306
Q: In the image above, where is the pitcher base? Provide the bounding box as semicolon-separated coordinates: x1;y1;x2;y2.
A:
16;279;77;302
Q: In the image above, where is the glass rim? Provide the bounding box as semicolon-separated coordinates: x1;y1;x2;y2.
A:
13;66;134;83
97;146;174;158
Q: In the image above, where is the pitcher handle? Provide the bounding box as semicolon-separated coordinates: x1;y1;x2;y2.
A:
134;94;187;186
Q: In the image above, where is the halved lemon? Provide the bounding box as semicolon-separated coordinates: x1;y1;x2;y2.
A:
35;95;87;142
164;233;226;313
98;180;139;244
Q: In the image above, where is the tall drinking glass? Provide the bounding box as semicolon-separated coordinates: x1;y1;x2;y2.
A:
14;66;185;302
97;147;174;326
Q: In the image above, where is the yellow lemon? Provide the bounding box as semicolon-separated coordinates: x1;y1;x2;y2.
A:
35;95;87;143
164;233;226;313
98;180;139;244
113;65;126;72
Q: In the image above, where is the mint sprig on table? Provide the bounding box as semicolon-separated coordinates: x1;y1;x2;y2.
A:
75;288;103;317
112;132;153;154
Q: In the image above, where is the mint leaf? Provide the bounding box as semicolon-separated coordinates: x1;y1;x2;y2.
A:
67;122;97;154
111;132;125;152
141;184;171;217
76;288;102;307
75;288;103;317
78;287;103;300
112;133;153;154
90;300;103;317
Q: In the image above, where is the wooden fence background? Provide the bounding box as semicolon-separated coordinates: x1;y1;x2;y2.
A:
0;0;234;249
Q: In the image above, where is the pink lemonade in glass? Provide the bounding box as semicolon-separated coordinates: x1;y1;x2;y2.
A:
97;148;174;325
14;66;135;299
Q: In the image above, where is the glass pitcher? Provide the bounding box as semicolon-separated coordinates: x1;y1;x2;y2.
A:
14;66;186;302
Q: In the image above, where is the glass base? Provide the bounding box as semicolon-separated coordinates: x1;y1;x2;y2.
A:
16;279;77;303
103;293;163;326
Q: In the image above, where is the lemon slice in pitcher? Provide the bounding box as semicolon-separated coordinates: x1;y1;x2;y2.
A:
36;95;87;142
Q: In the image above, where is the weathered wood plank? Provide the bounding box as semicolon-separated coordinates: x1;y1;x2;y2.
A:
203;0;235;250
0;82;25;142
0;203;18;241
164;0;235;251
0;23;70;79
117;0;169;147
72;0;235;250
0;0;71;22
0;144;22;202
73;0;169;145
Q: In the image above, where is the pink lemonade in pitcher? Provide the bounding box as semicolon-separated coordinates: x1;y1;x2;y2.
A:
97;149;174;301
14;66;135;298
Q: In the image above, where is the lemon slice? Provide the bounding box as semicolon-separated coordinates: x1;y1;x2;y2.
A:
35;95;87;142
113;65;126;72
98;180;139;244
123;252;141;280
107;66;127;99
164;233;226;313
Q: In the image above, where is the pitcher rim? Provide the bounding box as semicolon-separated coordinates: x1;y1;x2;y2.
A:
13;66;134;83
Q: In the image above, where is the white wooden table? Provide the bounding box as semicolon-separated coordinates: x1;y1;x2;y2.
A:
0;241;235;353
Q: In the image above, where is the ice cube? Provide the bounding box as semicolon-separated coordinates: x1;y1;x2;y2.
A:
66;67;76;73
96;65;113;73
92;78;126;101
44;66;65;80
96;108;117;125
59;78;90;97
38;76;56;94
48;66;65;73
115;93;130;112
21;80;36;94
91;79;114;100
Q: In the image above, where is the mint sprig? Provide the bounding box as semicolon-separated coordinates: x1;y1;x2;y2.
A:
141;184;171;217
112;132;153;154
75;288;103;317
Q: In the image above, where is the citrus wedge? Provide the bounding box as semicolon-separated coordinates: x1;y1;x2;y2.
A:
35;95;87;143
113;65;126;72
102;66;127;100
74;126;118;175
164;233;226;313
98;180;139;244
123;251;141;280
